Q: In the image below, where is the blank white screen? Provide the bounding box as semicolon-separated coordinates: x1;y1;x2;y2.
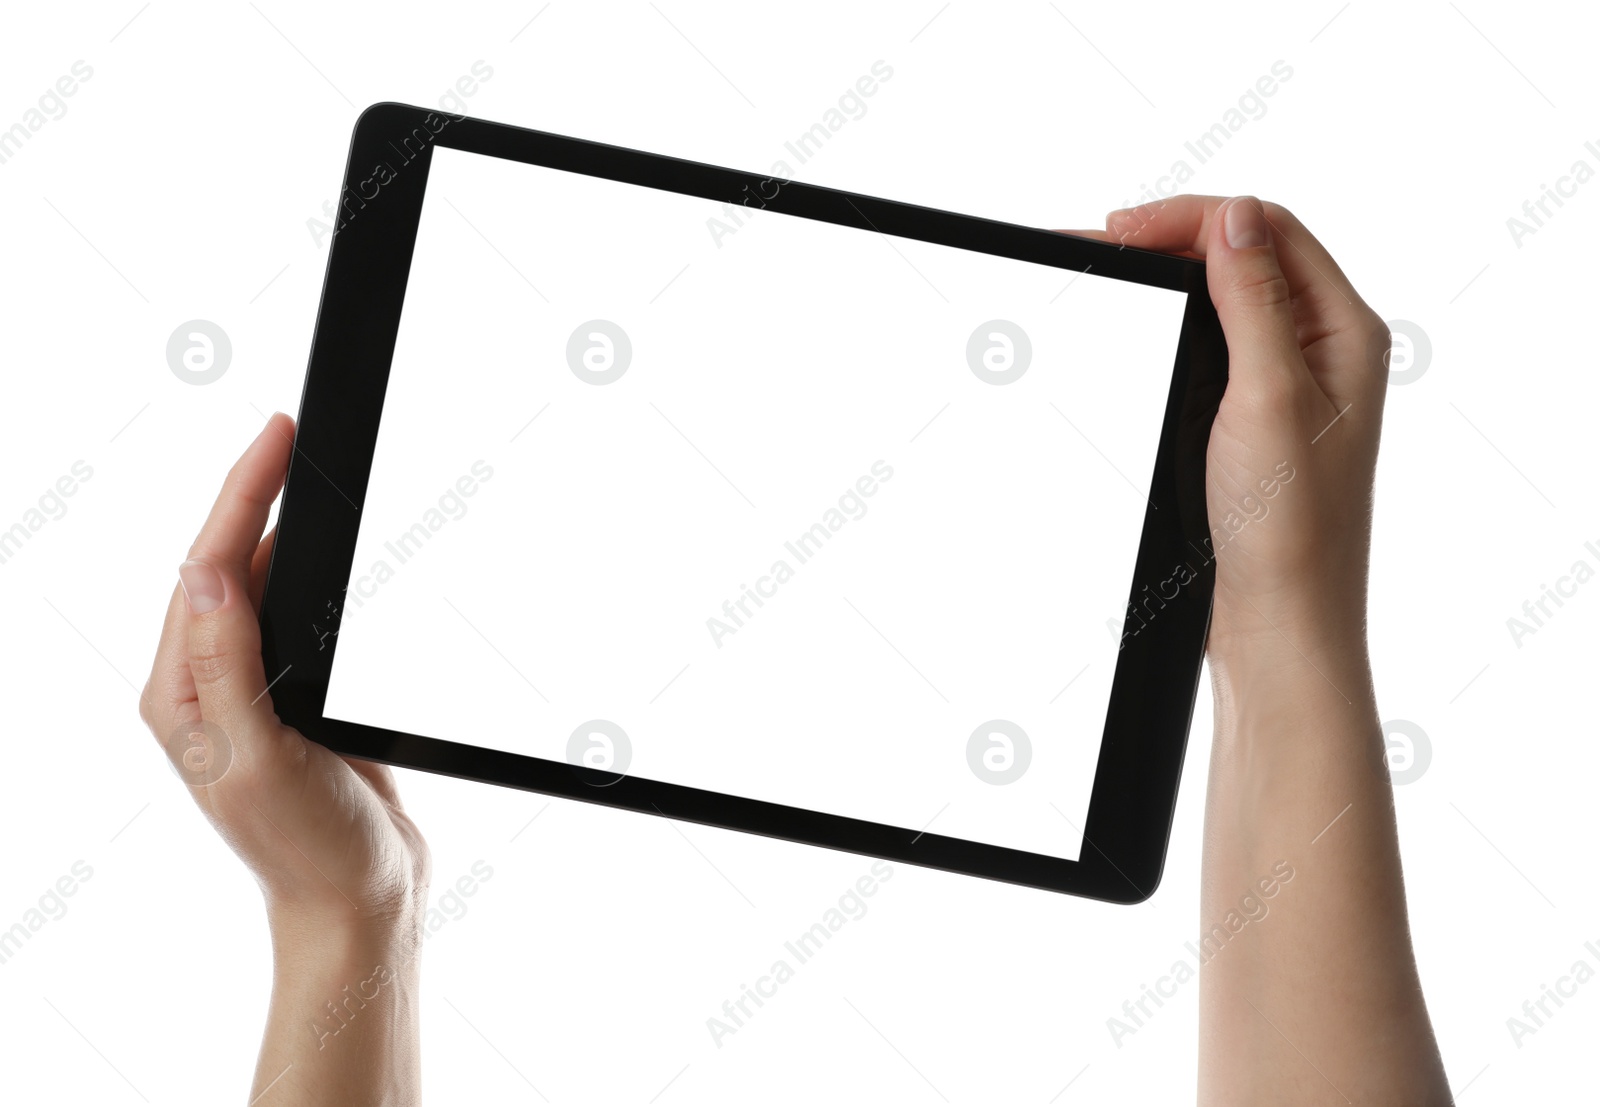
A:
322;144;1189;862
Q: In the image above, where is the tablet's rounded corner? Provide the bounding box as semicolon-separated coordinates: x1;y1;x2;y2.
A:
353;101;420;137
1095;873;1160;906
1091;853;1168;906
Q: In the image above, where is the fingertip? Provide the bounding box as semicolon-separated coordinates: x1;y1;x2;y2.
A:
1106;199;1185;249
1106;206;1145;243
254;412;295;462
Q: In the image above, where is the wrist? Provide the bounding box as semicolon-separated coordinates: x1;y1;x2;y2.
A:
1207;607;1377;738
254;906;423;1107
1208;578;1368;666
265;897;424;980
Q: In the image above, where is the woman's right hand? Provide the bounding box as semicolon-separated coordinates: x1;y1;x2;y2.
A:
1104;195;1392;666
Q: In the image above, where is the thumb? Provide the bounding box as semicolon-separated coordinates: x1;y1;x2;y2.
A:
1206;196;1309;396
178;556;282;782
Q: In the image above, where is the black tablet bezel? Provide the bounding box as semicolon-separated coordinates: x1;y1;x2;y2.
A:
259;102;1226;903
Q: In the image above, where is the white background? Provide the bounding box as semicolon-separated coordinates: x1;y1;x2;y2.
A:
323;144;1188;862
0;1;1595;1103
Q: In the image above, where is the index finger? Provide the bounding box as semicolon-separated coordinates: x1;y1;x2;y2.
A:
186;413;295;575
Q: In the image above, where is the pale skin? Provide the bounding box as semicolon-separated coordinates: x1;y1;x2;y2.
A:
1074;194;1451;1103
141;193;1446;1104
138;418;429;1106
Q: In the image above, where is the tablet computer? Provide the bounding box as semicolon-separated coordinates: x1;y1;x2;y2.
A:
259;102;1226;902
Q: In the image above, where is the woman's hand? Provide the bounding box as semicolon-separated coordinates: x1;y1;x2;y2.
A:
1110;195;1390;659
1074;197;1450;1105
138;412;429;1105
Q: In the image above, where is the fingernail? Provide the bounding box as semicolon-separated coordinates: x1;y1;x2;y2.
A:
1224;197;1268;249
178;560;225;614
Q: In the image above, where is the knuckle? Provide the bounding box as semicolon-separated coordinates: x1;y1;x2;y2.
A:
1358;310;1395;376
187;640;235;689
1362;310;1389;347
1228;270;1293;312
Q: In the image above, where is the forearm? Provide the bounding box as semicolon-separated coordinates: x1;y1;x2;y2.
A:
250;910;423;1106
1198;626;1449;1104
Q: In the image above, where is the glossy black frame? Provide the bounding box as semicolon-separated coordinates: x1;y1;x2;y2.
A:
259;102;1227;903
